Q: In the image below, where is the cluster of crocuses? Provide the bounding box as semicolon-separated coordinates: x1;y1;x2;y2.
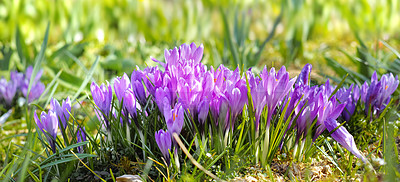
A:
0;66;45;107
90;43;398;164
34;97;87;153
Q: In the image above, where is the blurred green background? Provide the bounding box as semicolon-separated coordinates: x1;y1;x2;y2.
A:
1;0;400;86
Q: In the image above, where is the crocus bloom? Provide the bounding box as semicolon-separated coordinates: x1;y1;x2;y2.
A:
373;72;398;113
296;104;318;143
165;103;184;136
143;66;163;96
21;66;45;102
260;66;296;128
314;96;345;141
91;81;112;128
197;99;209;124
0;78;17;105
24;66;43;84
77;127;87;153
336;84;360;121
123;88;137;124
35;110;59;153
325;118;366;162
50;97;71;130
10;71;24;89
225;80;247;129
155;129;172;165
155;87;172;115
296;63;312;85
361;71;399;117
248;72;266;131
156;43;204;68
114;73;131;103
131;68;147;106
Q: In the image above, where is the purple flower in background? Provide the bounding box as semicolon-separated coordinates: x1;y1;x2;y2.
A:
91;81;112;128
50;97;72;130
10;71;24;89
34;110;58;153
296;63;312;85
165;103;184;136
25;83;45;103
325;118;366;162
25;66;43;84
21;66;45;102
131;68;147;106
260;66;296;128
77;127;87;153
114;73;130;103
155;129;172;165
0;78;17;105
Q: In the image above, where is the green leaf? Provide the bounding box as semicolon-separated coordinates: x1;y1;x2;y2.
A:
16;26;30;67
27;22;50;103
72;56;99;101
221;8;240;67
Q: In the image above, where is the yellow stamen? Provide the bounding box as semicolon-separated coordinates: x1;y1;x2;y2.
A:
173;113;176;121
385;85;388;90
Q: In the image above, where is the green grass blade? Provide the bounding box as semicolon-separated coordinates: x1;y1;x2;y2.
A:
71;56;99;101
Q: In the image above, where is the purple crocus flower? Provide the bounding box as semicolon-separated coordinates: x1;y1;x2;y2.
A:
91;81;112;128
197;99;209;124
10;71;24;89
165;103;184;136
314;96;345;141
143;66;163;96
34;110;58;153
361;71;399;117
113;73;130;103
296;63;312;85
158;43;204;67
131;68;147;106
21;66;45;102
155;129;172;165
155;87;172;115
296;105;318;143
24;66;43;84
336;84;360;121
248;71;266;131
225;80;247;129
375;72;398;112
325;118;366;162
0;78;17;105
50;97;72;130
123;88;137;124
77;127;87;153
260;66;296;128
